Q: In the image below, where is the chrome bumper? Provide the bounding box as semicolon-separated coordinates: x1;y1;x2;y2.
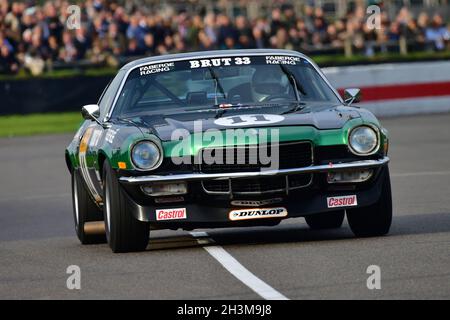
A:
119;157;389;185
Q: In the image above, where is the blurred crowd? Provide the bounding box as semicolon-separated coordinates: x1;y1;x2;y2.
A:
0;0;449;75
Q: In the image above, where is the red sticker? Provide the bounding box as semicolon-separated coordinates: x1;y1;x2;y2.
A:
156;208;187;221
327;195;358;208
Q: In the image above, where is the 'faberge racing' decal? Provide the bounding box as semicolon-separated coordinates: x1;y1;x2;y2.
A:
135;55;310;77
265;55;301;65
139;62;175;75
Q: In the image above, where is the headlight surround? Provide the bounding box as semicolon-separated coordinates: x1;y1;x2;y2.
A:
131;140;162;170
348;125;379;155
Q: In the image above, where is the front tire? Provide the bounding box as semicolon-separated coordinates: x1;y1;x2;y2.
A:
71;170;106;244
103;161;149;253
305;211;345;229
347;166;392;237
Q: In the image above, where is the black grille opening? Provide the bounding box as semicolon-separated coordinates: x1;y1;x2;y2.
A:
202;180;229;193
314;145;382;164
289;174;313;188
202;174;312;195
233;177;286;193
200;142;313;174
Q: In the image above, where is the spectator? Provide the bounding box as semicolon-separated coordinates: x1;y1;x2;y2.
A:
198;30;214;50
74;26;90;60
252;26;268;49
44;1;63;39
0;0;449;75
0;31;14;53
235;16;254;49
425;14;450;51
59;31;77;62
387;22;401;41
104;22;123;55
142;33;155;55
217;14;237;49
124;38;142;57
270;8;285;36
405;19;425;51
47;35;59;61
0;44;19;74
4;2;22;43
203;13;217;45
27;31;51;61
126;15;146;49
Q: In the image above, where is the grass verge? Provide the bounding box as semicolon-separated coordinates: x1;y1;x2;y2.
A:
0;112;82;137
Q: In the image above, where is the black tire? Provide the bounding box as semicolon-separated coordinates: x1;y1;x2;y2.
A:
305;211;345;229
347;166;392;237
103;161;149;253
71;170;106;244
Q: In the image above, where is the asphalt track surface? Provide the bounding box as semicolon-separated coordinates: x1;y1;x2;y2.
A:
0;113;449;300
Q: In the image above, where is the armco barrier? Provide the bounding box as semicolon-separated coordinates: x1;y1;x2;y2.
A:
323;61;450;117
0;76;112;115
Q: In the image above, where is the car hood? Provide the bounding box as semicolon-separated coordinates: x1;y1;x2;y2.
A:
127;104;361;141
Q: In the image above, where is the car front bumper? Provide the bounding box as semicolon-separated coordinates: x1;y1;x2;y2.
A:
118;157;389;228
119;157;389;184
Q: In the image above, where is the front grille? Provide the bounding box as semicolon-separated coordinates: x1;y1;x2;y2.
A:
202;174;312;195
199;141;313;173
199;141;313;195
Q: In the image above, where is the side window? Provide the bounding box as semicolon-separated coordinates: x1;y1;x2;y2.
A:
98;70;125;119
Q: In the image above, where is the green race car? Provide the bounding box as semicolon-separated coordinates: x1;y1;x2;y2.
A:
66;49;392;253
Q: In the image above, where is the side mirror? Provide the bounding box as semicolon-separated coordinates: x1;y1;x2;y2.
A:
344;88;361;106
81;104;100;121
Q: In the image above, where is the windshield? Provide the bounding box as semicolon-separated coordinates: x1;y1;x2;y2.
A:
112;55;340;118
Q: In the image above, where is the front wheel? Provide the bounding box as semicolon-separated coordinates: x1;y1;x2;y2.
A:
103;161;149;253
305;211;345;230
347;166;392;237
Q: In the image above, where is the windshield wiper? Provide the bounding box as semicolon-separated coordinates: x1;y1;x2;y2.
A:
115;116;148;136
214;102;297;119
214;103;278;119
279;64;306;114
208;67;226;106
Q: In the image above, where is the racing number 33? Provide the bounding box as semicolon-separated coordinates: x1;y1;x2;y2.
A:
189;57;251;68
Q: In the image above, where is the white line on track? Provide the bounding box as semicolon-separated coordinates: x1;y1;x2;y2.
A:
190;231;289;300
392;171;450;177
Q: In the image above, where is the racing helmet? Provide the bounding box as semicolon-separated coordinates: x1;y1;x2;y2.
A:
251;66;289;101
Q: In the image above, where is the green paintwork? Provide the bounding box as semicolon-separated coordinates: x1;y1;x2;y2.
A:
66;115;387;172
162;119;362;158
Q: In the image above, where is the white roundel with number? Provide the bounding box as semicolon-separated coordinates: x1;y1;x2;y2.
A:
214;114;285;127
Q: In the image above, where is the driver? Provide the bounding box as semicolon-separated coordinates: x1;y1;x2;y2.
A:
251;66;291;102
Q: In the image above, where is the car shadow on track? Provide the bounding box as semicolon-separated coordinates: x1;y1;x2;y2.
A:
390;212;450;237
146;212;450;251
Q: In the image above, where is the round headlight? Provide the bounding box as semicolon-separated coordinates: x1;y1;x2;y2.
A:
349;126;379;155
131;141;162;170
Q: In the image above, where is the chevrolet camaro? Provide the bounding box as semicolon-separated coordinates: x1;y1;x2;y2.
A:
65;49;392;253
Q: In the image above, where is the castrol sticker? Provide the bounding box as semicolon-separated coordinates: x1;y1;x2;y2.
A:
327;195;358;208
156;208;187;221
